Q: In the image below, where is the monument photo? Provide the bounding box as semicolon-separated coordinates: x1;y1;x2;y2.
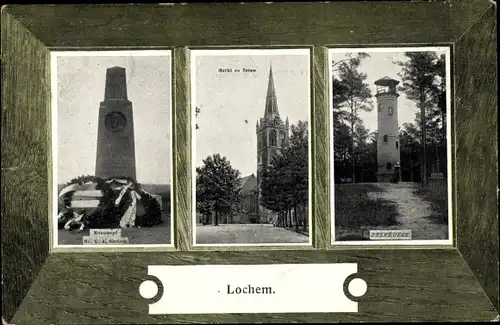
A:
191;49;312;246
329;47;453;244
51;50;173;247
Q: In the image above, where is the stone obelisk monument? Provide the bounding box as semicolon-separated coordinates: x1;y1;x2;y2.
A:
95;66;137;180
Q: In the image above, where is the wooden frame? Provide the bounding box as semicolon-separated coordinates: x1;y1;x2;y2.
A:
1;2;498;323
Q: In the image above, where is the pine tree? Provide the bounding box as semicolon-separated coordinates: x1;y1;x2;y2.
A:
333;53;373;182
396;52;444;185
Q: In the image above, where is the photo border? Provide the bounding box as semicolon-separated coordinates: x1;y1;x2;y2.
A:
49;49;176;251
328;45;454;246
189;47;314;248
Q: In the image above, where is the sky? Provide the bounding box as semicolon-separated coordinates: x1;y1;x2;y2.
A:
54;51;172;185
192;49;310;178
329;47;449;133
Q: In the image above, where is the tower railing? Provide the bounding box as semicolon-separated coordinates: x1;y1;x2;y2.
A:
375;85;399;96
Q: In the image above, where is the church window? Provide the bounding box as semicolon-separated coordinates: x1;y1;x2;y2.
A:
388;107;393;116
395;141;399;149
383;134;388;143
279;130;286;147
270;130;277;146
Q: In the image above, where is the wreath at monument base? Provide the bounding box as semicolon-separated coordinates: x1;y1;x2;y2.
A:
57;175;163;231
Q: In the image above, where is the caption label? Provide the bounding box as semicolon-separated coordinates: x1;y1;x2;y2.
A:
370;229;412;240
139;263;367;314
83;228;129;245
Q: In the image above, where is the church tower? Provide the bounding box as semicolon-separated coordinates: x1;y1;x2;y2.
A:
256;64;290;221
95;66;137;180
374;76;400;182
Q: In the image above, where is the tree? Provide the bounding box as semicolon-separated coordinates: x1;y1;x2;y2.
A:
399;104;447;183
352;124;370;183
400;122;421;183
430;54;447;137
396;52;443;185
196;154;241;225
195;106;201;130
363;131;378;182
260;121;309;231
333;53;373;182
260;155;291;227
196;180;213;225
332;52;370;74
287;121;309;230
429;54;447;175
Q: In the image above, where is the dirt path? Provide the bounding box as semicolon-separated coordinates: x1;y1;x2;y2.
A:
367;182;448;240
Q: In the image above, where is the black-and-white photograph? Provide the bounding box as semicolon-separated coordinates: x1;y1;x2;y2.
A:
51;50;173;247
329;47;452;244
191;49;312;246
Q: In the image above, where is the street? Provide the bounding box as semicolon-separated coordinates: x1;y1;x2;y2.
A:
196;223;309;244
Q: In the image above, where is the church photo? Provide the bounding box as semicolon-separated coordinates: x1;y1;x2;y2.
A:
329;47;453;245
51;50;173;247
191;48;312;245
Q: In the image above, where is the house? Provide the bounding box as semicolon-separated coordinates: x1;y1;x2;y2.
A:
232;174;259;223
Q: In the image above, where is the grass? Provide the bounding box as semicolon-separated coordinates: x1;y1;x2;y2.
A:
415;184;449;225
334;184;400;240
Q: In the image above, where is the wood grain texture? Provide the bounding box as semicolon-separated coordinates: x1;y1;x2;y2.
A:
0;11;51;322
12;250;499;324
2;2;491;47
313;47;330;249
455;6;499;312
1;1;499;323
173;47;191;251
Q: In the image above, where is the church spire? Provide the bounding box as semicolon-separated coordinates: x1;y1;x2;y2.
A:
264;62;279;118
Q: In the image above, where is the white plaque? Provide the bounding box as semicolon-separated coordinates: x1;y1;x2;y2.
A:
139;263;367;314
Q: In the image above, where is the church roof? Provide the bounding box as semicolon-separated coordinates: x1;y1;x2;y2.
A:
239;174;257;195
264;64;280;118
239;175;252;186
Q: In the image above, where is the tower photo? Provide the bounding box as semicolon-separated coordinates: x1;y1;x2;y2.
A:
329;47;452;245
52;50;173;247
374;76;401;183
191;49;312;246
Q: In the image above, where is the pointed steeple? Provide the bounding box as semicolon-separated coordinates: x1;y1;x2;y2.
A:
264;62;279;118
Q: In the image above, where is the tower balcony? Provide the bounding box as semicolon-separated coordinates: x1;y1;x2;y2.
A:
374;76;400;97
